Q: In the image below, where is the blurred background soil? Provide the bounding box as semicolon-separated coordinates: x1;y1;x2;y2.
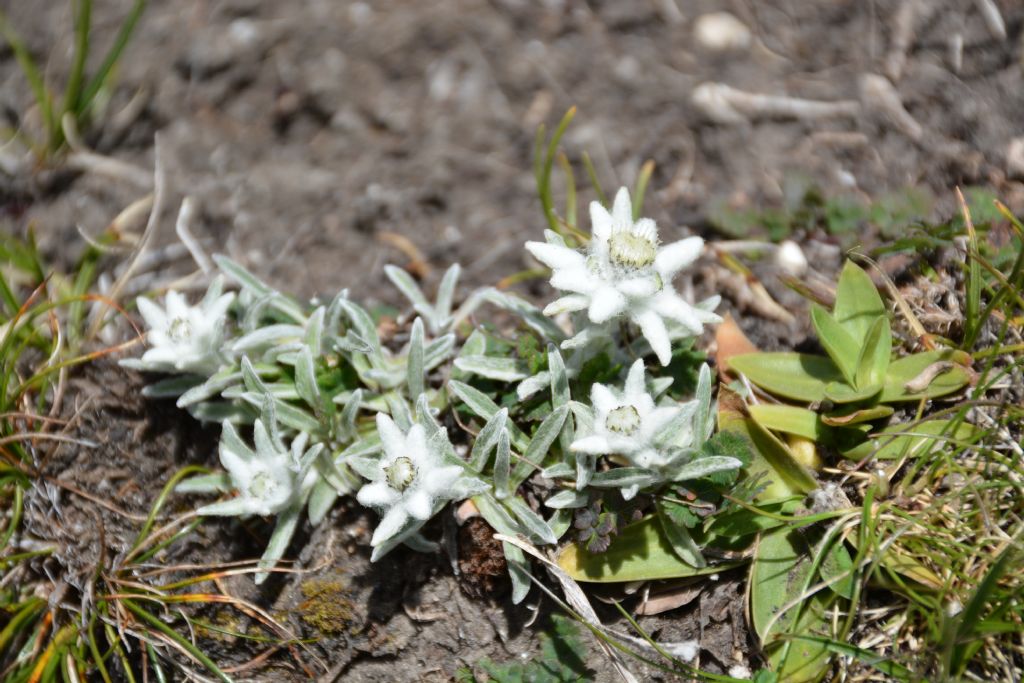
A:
1;0;1022;680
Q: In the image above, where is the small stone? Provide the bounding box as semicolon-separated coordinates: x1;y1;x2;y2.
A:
776;240;808;277
1006;137;1024;180
694;12;752;52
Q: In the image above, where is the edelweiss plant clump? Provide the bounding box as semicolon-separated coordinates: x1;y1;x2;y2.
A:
125;173;745;599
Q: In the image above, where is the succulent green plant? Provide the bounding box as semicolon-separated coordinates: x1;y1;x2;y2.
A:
728;260;972;457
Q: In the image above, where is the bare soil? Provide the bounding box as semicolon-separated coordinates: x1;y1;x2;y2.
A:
2;0;1023;680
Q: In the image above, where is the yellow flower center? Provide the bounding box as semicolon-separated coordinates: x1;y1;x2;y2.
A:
609;231;657;269
167;317;193;343
606;405;641;434
385;456;417;492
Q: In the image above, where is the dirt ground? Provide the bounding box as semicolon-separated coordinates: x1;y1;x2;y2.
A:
2;0;1023;680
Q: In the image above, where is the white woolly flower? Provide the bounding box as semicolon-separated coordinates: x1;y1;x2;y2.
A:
571;359;680;470
129;278;234;375
525;187;720;365
199;418;318;518
356;413;466;549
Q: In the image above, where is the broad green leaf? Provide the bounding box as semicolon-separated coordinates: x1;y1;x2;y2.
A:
854;316;891;390
842;419;984;461
820;405;893;427
810;304;859;385
729;353;843;403
833;260;885;344
823;380;882;404
720;396;817;497
880;350;971;402
751;525;839;682
557;516;740;582
749;405;826;441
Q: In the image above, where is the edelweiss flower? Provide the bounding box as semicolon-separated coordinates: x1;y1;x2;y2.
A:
525;187;720;365
356;413;466;548
128;278;234;374
571;359;680;471
199;418;317;517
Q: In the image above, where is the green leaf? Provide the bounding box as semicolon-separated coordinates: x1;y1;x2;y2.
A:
307;478;338;526
823;380;882;404
854;316;891;390
385;265;431;319
435;263;460;324
833;260;885;344
729;353;843;403
469;407;508;472
657;500;706;568
719;399;818;497
751;526;840;682
749;404;826;441
670;456;743;483
505;497;558;545
557;516;740;582
214;254;305;322
820;404;893;427
407;317;425;398
176;369;242;408
305;306;325;357
453;355;530;381
256;504;301;584
588;468;660;489
842;419;984;461
511;404;568;487
295;345;324;414
810;304;859;385
880;350;971;402
493;427;511;499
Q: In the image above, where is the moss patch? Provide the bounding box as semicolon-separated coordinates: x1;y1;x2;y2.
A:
298;576;356;635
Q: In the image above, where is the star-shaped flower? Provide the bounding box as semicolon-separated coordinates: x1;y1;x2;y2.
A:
525;187;720;365
571;359;680;470
199;416;319;518
356;413;468;551
126;277;234;375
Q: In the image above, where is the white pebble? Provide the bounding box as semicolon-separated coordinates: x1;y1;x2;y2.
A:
1006;137;1024;180
694;12;752;52
776;240;808;277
